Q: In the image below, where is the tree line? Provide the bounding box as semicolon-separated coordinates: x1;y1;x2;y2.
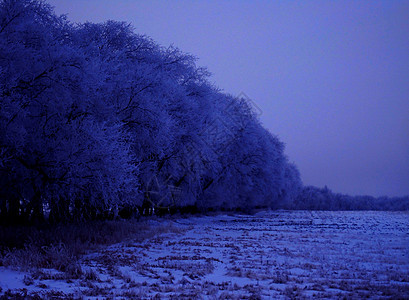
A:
0;0;407;224
282;186;409;211
0;0;303;223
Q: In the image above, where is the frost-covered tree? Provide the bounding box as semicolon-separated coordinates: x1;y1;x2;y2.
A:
1;0;313;223
0;0;138;222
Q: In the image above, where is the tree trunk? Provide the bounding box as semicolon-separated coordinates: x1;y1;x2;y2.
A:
30;189;44;225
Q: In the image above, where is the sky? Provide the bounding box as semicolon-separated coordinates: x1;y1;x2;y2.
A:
48;0;409;197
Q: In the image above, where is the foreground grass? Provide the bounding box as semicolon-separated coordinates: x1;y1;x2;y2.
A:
0;217;175;278
1;211;408;299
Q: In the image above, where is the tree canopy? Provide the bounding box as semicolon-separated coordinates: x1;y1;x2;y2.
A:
1;0;405;224
0;0;303;223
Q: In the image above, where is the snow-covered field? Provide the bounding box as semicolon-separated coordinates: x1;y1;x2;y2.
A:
1;210;408;299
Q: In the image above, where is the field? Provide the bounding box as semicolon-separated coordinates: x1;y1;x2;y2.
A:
1;211;408;299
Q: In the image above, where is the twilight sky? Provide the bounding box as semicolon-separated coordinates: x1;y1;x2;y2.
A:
48;0;409;197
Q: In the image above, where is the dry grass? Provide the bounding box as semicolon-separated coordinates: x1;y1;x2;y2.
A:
1;211;409;299
0;218;162;277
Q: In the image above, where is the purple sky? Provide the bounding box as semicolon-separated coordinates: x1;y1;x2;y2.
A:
48;0;409;197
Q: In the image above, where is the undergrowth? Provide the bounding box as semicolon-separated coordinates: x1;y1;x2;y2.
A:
0;218;169;277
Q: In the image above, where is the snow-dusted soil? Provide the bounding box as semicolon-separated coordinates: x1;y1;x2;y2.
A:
1;211;408;299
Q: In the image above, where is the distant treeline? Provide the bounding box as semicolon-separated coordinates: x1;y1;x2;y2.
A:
0;0;406;225
280;185;409;211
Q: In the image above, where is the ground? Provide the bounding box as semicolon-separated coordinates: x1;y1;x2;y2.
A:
1;210;408;299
